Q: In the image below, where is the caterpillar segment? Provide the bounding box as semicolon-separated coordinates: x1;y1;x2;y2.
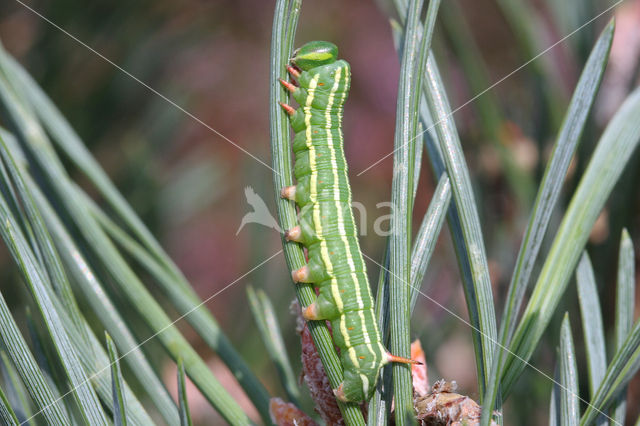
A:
279;40;417;403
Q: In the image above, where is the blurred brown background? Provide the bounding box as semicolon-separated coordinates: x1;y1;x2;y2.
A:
1;0;639;423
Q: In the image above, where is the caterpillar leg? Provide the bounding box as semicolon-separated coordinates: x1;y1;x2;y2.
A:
333;383;348;402
291;265;311;283
284;225;302;242
287;65;301;78
301;303;319;320
279;78;297;93
278;102;296;116
281;185;296;200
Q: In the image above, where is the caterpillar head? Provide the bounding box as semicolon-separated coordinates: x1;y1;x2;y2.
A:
291;41;338;71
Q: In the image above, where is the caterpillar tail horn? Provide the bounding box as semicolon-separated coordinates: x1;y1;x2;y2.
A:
386;352;423;365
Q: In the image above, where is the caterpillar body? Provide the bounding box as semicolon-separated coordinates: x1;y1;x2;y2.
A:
278;41;415;403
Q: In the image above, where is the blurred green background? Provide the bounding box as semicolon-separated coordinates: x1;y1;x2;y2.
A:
0;0;639;423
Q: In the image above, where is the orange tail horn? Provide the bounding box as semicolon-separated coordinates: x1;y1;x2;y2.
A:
387;352;423;365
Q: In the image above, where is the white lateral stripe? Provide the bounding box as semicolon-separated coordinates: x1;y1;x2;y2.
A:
306;74;343;323
360;374;370;398
323;67;359;369
335;69;377;363
325;67;375;367
342;70;377;365
305;76;318;204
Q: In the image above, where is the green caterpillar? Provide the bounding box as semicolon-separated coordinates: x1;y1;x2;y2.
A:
278;41;415;403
